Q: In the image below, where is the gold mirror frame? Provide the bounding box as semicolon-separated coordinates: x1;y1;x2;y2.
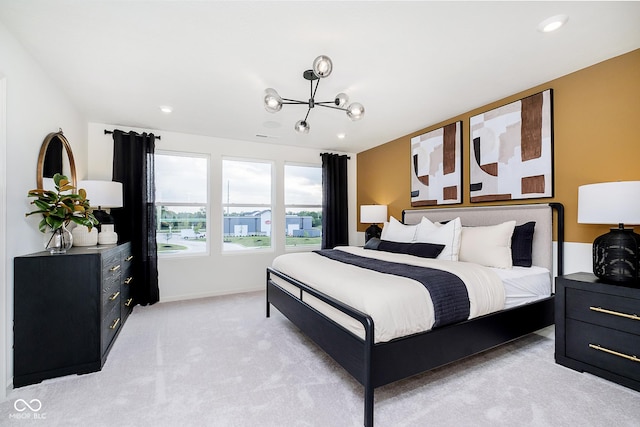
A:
36;131;77;191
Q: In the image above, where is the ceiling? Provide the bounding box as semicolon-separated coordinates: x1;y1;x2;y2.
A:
1;1;639;153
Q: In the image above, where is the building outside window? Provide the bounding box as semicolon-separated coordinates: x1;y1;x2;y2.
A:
284;163;322;248
222;158;273;251
155;151;209;256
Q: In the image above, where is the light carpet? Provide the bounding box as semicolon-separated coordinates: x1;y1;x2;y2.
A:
2;291;639;426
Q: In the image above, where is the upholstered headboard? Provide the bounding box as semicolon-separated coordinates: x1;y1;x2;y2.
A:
402;203;563;275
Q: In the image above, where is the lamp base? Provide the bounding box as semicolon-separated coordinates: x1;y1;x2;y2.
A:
93;209;115;232
593;226;640;285
364;224;382;243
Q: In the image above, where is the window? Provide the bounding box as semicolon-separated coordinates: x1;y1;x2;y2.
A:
285;164;322;248
222;159;272;251
155;152;209;256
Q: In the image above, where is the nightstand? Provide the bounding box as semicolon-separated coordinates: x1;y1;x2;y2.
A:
555;272;640;392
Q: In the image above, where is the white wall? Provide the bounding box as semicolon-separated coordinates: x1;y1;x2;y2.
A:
87;123;358;302
0;21;87;396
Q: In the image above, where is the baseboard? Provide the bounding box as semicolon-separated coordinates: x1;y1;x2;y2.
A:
158;285;264;303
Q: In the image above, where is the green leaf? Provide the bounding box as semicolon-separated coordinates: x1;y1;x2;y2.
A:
33;199;52;211
46;216;63;230
53;173;66;187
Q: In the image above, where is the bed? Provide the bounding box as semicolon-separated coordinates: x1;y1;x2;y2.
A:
266;203;564;427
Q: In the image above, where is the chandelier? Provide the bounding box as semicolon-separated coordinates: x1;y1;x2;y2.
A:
263;55;365;134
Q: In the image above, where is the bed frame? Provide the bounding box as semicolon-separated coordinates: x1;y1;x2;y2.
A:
266;203;564;427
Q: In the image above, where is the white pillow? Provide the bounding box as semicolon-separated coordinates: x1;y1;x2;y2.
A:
380;216;417;243
458;220;516;269
415;217;462;261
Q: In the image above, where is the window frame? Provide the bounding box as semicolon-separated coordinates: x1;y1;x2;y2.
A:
155;150;210;258
221;157;275;254
284;161;322;252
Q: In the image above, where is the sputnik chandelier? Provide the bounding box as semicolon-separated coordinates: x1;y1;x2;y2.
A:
263;55;365;134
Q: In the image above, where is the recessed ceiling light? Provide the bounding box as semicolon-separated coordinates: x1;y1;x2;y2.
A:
262;120;281;129
337;133;346;139
538;14;569;33
159;105;173;114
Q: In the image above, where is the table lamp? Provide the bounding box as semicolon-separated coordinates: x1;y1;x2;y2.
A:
78;180;123;245
578;181;640;285
360;205;388;242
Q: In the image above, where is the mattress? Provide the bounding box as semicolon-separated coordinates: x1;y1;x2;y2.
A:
492;265;552;309
271;246;550;343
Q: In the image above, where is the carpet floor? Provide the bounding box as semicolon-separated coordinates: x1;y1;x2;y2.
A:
2;291;639;426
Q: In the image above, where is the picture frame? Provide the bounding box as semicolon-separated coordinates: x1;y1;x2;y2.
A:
469;89;553;202
410;121;462;207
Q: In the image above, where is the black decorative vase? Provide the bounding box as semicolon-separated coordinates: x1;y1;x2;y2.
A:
364;224;382;243
593;226;640;285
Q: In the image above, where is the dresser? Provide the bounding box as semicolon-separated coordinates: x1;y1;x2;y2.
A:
555;272;640;392
13;242;134;387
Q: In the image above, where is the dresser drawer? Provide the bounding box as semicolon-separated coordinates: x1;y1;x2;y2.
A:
102;275;121;310
566;319;640;382
122;250;134;271
121;280;134;315
103;251;122;282
566;287;640;335
101;304;121;352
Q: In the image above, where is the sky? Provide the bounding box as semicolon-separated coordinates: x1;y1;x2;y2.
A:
155;154;321;209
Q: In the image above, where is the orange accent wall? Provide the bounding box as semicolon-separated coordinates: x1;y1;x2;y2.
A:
357;49;640;243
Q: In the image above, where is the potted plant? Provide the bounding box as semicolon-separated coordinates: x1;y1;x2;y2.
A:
26;173;99;254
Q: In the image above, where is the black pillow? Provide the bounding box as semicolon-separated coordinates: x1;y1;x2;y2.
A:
376;240;445;259
511;221;535;267
364;237;382;250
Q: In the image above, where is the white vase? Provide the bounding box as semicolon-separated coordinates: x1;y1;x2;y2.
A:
98;224;118;245
44;224;73;254
72;225;98;246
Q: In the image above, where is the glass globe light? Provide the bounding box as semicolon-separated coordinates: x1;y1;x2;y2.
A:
264;88;283;113
346;102;365;121
312;55;333;78
335;93;349;108
294;120;310;134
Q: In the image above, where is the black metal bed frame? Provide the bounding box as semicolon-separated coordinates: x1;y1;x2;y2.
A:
266;203;564;427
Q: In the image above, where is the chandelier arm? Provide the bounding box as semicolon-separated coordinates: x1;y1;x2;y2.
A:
311;78;321;103
281;98;308;105
303;107;312;122
315;103;348;112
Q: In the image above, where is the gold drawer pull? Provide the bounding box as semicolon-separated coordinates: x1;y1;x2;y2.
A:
125;255;134;262
125;298;134;307
589;344;640;363
124;277;133;285
589;306;639;321
109;318;120;330
109;264;121;272
109;291;120;301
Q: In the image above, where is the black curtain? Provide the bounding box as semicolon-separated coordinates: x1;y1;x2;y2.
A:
321;153;349;249
111;130;159;306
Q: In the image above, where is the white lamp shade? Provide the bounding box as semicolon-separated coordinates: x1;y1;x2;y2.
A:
78;180;123;208
360;205;388;224
578;181;640;225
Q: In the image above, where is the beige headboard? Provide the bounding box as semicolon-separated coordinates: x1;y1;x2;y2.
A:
402;204;560;274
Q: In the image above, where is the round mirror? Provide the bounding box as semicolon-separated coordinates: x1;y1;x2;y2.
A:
36;131;77;191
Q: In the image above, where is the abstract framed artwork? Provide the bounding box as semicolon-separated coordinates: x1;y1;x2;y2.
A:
469;89;553;202
411;121;462;207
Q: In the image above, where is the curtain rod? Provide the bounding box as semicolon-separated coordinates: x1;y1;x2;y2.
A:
104;129;161;140
320;153;351;159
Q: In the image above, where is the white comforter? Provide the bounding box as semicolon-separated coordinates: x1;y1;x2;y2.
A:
271;246;505;343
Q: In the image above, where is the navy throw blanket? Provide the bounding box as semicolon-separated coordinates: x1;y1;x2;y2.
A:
314;249;470;328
